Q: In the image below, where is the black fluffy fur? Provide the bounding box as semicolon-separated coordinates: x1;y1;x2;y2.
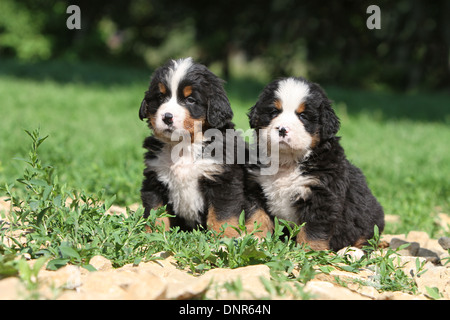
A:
247;77;385;251
139;58;249;231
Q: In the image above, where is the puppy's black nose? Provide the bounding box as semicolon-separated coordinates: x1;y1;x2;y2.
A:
278;126;288;137
162;112;173;125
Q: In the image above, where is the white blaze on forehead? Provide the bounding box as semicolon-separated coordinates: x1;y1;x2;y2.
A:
154;58;193;138
275;78;310;112
263;78;312;156
166;57;194;94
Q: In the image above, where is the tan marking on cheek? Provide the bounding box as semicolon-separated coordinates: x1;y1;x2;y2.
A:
149;114;157;128
296;228;330;251
206;206;240;238
310;132;321;148
183;114;205;142
183;85;193;98
158;83;167;95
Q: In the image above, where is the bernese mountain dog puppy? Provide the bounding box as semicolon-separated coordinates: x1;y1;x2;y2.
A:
139;57;267;236
246;77;385;251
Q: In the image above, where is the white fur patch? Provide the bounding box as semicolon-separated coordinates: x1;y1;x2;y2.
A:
260;78;313;155
257;78;317;224
166;58;193;92
145;143;223;227
154;58;194;139
257;164;317;224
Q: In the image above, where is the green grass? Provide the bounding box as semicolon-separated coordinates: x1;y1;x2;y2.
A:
1;59;449;238
0;60;149;205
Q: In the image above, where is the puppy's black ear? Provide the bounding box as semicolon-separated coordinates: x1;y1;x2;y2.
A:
247;104;259;129
320;98;340;140
139;99;148;121
207;87;233;128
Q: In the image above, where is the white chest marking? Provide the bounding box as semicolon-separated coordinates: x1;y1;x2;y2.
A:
257;166;317;224
146;144;223;225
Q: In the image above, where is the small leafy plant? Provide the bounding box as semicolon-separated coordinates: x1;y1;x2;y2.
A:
1;129;167;271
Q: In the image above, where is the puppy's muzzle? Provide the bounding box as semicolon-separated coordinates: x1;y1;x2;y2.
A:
276;126;289;138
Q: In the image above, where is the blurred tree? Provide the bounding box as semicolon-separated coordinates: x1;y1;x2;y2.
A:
299;0;450;90
0;0;52;60
0;0;448;90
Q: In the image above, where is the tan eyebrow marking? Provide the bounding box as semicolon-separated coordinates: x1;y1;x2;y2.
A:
183;85;193;98
158;82;167;95
296;102;306;114
274;99;282;110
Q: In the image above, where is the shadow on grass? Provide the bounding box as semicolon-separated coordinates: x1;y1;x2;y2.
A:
0;58;151;87
326;86;450;124
1;58;449;124
227;77;450;125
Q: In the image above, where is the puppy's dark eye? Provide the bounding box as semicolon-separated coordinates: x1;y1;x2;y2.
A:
186;97;196;104
298;112;308;121
269;108;280;116
156;93;164;101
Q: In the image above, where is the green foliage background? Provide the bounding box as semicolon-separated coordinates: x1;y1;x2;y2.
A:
1;0;449;90
0;1;449;237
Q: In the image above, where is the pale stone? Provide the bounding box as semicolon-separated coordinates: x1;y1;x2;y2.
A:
122;271;167;300
110;255;210;299
105;205;127;216
72;270;131;299
128;203;140;212
390;238;420;256
166;275;210;300
121;255;180;279
202;265;271;299
337;247;365;261
0;197;10;214
438;237;450;250
394;256;430;277
69;269;166;300
346;282;380;299
38;264;82;289
381;234;407;244
89;255;113;271
377;291;428;300
328;267;375;282
406;231;430;247
304;281;370;300
0;277;25;300
415;266;450;299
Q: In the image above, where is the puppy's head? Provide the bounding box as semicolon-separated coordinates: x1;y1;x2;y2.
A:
139;58;233;142
248;77;340;156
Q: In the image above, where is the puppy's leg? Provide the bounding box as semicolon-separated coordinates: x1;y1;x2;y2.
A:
141;173;171;232
206;206;240;237
244;209;274;238
143;204;171;232
296;228;330;251
295;186;341;250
